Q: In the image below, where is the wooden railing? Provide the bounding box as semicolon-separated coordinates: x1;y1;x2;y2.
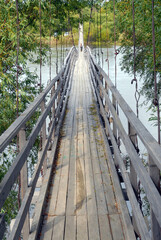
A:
87;47;161;240
0;46;77;240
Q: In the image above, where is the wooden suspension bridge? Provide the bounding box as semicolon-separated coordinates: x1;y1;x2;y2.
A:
0;26;161;240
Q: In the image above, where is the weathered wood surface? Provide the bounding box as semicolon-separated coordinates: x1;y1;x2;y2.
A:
0;47;77;240
0;47;76;214
88;49;161;171
87;47;161;239
39;52;135;240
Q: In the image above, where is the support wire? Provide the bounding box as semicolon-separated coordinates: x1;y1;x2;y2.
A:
152;0;160;144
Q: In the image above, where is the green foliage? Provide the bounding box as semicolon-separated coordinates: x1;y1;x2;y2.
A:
112;0;161;105
0;0;41;228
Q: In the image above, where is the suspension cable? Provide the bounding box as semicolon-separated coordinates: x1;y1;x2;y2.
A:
131;0;140;118
66;12;69;57
49;0;51;82
68;13;75;47
94;8;97;58
56;37;58;74
97;9;100;65
131;0;142;211
152;0;160;144
106;1;109;79
39;0;42;91
16;0;20;119
113;0;117;88
16;0;21;210
63;37;65;65
61;31;63;66
100;5;103;68
87;1;93;46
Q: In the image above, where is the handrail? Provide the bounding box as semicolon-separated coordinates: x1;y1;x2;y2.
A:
0;46;76;153
87;46;161;240
87;46;161;171
0;46;77;240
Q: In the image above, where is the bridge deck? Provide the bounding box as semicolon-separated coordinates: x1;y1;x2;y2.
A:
39;52;131;240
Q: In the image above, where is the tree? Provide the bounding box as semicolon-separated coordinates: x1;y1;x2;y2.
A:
106;0;161;134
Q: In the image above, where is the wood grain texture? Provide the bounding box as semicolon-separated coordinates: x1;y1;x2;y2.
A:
39;51;134;240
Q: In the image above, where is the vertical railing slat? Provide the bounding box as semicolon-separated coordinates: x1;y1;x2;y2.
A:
149;155;161;240
41;100;47;173
128;122;140;237
51;83;55;142
19;127;29;240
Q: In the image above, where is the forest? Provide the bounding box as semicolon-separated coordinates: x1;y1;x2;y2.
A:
0;0;161;228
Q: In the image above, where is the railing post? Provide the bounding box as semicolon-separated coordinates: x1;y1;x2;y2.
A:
112;94;117;141
51;83;55;142
105;82;109;112
0;214;6;240
57;78;61;107
111;95;119;168
99;73;103;104
99;73;104;119
40;99;47;173
60;76;64;112
19;127;29;240
105;82;109;136
149;155;161;240
128;122;139;236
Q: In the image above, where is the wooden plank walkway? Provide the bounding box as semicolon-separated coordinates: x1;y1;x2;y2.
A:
39;52;134;240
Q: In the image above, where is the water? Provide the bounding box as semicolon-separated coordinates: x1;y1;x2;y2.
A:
27;46;72;88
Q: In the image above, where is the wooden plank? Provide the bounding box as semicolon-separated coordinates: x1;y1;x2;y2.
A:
82;70;101;240
77;215;88;240
66;135;76;216
85;71;109;217
73;55;87;217
98;215;112;240
109;214;125;240
47;137;66;216
88;118;108;215
54;157;68;216
40;217;54;240
88;214;100;240
66;90;77;216
149;155;161;240
95;134;118;215
83;123;97;216
19;128;29;240
64;216;76;240
54;109;73;216
52;216;65;240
